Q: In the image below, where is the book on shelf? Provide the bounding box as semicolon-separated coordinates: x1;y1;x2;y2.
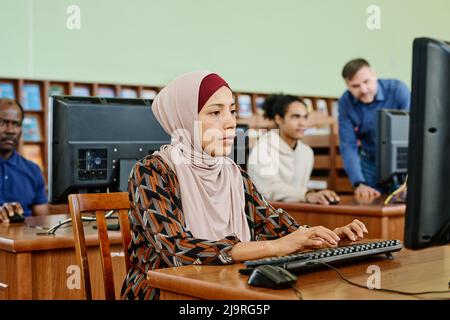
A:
331;100;339;120
315;99;331;135
302;98;314;113
237;95;253;118
307;179;328;190
121;88;138;98
22;83;42;110
316;99;329;116
22;115;42;142
141;88;157;99
255;96;265;114
72;86;90;96
0;82;15;99
48;84;65;96
22;144;43;170
304;123;331;136
97;87;116;97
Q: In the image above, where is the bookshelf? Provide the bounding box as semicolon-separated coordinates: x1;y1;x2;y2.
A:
0;77;352;193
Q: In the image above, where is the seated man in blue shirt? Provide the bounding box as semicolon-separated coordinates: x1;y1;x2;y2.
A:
338;59;410;198
0;99;48;223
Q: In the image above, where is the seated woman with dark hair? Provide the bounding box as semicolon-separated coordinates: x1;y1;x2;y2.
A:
248;94;340;205
121;71;368;300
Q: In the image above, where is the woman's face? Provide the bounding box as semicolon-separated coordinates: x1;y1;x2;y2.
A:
198;86;237;157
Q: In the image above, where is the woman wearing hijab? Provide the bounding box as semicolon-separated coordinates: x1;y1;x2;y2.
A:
121;71;368;300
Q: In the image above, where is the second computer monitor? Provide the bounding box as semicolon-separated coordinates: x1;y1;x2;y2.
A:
376;109;409;185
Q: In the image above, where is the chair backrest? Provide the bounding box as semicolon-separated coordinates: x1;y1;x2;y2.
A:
68;192;131;300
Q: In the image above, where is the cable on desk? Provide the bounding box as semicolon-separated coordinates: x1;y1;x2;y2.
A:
46;210;116;234
290;283;303;300
318;261;450;299
384;175;407;205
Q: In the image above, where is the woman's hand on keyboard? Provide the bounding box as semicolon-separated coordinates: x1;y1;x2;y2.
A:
274;226;341;256
333;219;368;242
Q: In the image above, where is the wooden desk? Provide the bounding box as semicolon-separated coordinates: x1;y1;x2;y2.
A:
0;214;126;299
271;195;406;240
147;245;450;300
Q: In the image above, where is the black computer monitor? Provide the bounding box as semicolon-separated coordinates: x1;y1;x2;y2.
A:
232;124;250;171
376;109;409;185
48;96;170;204
404;37;450;249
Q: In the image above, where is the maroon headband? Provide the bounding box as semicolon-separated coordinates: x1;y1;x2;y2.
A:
198;73;231;113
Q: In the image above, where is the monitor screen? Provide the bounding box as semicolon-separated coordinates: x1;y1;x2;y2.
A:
405;37;450;249
376;109;409;185
48;96;170;203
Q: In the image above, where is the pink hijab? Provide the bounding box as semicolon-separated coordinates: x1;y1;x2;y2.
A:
151;70;251;242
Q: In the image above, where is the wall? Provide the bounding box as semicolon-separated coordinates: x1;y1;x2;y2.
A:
1;0;450;96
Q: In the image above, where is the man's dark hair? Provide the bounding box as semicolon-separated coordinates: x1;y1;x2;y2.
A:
263;94;306;121
0;98;25;122
342;58;371;80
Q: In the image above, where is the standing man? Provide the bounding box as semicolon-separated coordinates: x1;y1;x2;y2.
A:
0;99;48;223
338;59;410;197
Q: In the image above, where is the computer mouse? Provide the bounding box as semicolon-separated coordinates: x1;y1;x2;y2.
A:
247;265;297;289
329;200;340;205
9;214;25;223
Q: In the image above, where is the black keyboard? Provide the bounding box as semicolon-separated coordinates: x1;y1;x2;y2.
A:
240;240;403;274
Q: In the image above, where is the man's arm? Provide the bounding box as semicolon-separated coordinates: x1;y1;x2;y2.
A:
338;98;365;186
32;203;49;216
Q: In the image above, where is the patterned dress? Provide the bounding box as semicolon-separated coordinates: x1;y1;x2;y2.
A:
121;155;300;300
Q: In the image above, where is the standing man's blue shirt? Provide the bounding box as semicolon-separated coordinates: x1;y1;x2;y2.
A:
0;150;47;216
338;79;411;186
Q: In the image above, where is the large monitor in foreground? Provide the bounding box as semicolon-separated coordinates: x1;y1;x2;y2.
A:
48;96;170;204
376;109;409;185
405;37;450;249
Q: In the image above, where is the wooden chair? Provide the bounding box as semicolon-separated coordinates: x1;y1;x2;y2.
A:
68;192;132;300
